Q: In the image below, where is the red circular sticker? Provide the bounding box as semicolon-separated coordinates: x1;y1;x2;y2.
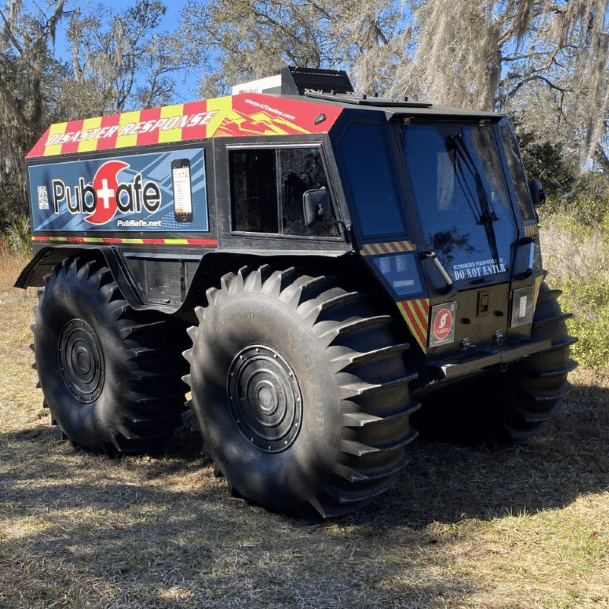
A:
433;308;453;341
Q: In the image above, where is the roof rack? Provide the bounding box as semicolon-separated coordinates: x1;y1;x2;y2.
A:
304;90;432;108
280;66;431;109
232;66;431;109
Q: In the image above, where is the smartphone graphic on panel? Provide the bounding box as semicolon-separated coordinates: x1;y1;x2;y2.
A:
172;158;193;222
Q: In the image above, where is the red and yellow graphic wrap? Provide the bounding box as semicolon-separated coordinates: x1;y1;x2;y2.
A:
32;235;217;247
397;298;430;353
27;94;343;158
360;241;417;256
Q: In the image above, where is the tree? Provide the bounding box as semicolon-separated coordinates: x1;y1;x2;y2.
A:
0;0;68;175
181;0;609;174
399;1;609;174
0;0;69;224
179;0;410;96
513;116;575;197
0;0;197;227
65;0;194;117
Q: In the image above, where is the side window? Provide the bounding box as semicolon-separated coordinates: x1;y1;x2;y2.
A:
230;147;339;237
500;125;536;222
231;149;278;233
280;149;338;237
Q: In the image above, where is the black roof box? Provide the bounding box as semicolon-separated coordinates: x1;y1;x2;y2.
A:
280;66;354;95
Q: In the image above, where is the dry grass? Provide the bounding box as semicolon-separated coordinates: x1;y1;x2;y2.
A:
0;240;29;292
2;252;609;608
539;213;609;284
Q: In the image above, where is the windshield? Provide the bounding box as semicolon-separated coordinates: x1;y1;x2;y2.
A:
402;123;516;283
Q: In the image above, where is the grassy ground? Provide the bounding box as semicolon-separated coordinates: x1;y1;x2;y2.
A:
2;258;609;608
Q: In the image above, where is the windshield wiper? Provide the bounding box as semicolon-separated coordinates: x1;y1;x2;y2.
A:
445;134;500;266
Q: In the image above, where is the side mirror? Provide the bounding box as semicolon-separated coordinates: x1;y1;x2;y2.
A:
529;179;546;207
303;188;331;227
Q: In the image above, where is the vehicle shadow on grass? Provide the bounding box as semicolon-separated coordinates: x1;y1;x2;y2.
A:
167;383;609;532
1;418;462;608
5;380;608;533
348;380;609;529
3;381;608;607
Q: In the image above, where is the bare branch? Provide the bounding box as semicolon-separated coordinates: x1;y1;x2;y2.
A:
0;7;23;54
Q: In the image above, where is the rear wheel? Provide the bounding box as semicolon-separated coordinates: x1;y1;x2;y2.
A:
184;265;419;517
32;257;188;453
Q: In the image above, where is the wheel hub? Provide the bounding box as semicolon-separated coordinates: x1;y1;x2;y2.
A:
59;319;105;403
228;345;303;453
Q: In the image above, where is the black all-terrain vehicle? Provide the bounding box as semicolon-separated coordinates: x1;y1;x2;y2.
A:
17;67;576;517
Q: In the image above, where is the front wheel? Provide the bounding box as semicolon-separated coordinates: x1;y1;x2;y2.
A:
32;257;188;453
184;265;419;517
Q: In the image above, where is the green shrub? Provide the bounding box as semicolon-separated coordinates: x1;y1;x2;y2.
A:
540;188;609;373
550;275;609;371
513;117;576;198
3;216;31;256
541;173;609;227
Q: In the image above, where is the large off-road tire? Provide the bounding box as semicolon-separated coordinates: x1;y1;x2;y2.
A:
32;257;188;453
499;281;577;439
184;265;419;518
